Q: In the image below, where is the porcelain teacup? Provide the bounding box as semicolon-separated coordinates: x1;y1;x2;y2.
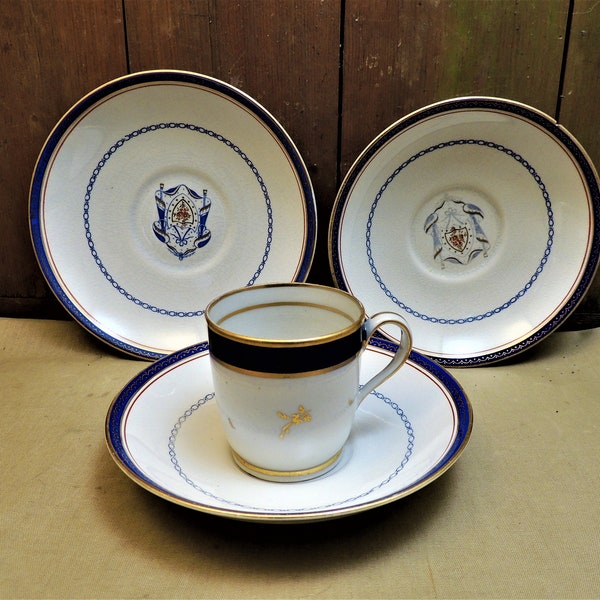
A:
205;283;412;482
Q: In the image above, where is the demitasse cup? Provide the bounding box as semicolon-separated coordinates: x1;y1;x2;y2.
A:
205;283;412;482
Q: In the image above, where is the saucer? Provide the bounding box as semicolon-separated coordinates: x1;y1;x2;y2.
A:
105;339;472;523
30;70;316;359
329;97;600;366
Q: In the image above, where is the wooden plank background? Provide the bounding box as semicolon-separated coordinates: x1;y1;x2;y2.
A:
1;0;599;327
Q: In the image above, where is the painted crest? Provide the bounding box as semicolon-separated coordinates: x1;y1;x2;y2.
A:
153;183;211;260
424;197;489;266
445;226;469;253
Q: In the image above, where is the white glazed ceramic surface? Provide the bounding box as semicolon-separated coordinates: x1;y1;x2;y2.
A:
330;97;600;366
205;284;412;480
211;356;360;480
105;339;472;523
30;70;316;359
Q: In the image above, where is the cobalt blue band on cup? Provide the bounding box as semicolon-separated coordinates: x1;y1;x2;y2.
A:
207;324;364;374
205;283;368;376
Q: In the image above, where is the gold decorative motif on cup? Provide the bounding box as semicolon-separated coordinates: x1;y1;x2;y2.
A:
277;405;312;438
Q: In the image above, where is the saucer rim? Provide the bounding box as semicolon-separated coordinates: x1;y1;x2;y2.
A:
328;95;600;366
105;338;473;523
29;69;317;360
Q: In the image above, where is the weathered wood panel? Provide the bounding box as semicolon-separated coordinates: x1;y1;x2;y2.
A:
559;0;600;325
1;0;599;326
124;0;342;284
340;0;570;177
0;0;127;316
560;0;600;169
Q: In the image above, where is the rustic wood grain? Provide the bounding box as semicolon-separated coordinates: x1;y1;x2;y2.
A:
560;0;600;169
124;0;342;284
340;0;571;177
557;0;600;326
0;0;127;316
1;0;599;329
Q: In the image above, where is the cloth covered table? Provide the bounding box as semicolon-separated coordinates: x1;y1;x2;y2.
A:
1;317;598;598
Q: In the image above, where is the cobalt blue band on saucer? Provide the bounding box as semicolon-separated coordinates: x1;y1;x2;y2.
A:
207;326;365;375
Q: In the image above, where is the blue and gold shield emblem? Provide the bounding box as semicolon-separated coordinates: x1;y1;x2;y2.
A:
153;183;211;260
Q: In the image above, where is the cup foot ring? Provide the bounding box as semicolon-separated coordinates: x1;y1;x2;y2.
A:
231;448;343;482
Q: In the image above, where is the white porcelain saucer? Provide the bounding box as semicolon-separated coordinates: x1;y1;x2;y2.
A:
330;97;600;366
105;339;472;523
30;70;316;359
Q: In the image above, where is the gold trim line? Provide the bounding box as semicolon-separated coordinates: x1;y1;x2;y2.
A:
212;301;360;347
205;283;365;347
231;448;343;479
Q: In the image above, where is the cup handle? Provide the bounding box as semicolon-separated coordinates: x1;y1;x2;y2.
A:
354;312;413;406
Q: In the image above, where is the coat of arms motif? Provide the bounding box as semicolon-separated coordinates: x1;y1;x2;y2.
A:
152;183;212;260
424;197;489;266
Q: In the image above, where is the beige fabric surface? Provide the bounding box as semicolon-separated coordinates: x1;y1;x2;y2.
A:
1;317;598;599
